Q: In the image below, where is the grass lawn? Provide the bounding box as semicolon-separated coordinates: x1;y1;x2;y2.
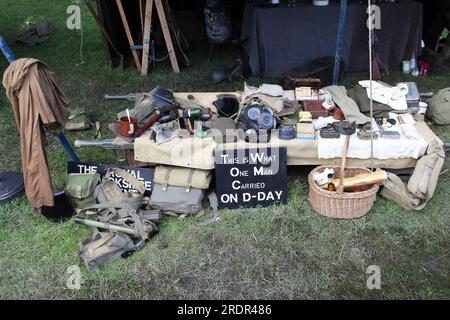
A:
0;0;449;299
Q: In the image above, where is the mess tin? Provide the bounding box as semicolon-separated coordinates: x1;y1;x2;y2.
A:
119;116;138;137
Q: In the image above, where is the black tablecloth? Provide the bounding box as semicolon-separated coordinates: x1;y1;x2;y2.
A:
241;0;423;78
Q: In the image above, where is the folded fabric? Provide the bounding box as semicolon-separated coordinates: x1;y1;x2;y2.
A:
244;82;295;102
323;86;371;125
348;85;393;118
358;81;408;111
380;126;445;210
313;116;336;130
318;120;427;160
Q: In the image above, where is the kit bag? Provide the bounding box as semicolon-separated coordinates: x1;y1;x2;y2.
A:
65;173;100;211
428;88;450;125
150;166;209;215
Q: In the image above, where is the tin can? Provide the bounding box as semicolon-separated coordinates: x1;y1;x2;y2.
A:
119;116;138;137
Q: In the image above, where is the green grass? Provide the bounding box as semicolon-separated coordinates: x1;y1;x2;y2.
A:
0;0;449;300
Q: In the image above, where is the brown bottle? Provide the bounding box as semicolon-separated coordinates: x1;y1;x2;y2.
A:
327;174;336;192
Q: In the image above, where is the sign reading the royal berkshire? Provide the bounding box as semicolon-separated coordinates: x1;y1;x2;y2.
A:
214;147;287;209
67;161;154;195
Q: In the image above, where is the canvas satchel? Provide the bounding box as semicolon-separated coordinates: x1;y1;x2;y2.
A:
65;173;101;211
150;166;206;215
428;88;450;125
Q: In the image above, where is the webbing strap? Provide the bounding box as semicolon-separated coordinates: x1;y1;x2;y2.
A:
104;168;145;194
186;169;194;192
162;167;173;191
199;192;220;226
79;202;137;214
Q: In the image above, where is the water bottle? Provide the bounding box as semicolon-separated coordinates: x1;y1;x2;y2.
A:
411;53;419;77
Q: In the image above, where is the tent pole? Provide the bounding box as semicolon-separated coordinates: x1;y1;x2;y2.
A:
333;0;348;85
0;35;80;163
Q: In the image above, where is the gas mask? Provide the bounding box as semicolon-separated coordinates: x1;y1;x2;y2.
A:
237;102;278;142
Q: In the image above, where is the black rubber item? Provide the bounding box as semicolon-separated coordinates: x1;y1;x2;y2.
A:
0;171;25;205
152;86;176;110
210;59;243;85
41;191;75;223
213;95;240;118
247;106;261;121
258;112;275;129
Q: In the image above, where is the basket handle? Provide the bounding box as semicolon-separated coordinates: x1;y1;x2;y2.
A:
337;135;350;195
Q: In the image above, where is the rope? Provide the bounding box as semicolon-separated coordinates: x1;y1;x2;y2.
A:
368;0;374;171
77;15;85;66
75;1;85;66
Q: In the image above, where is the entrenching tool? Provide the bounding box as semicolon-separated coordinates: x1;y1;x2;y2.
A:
74;216;139;237
337;121;356;193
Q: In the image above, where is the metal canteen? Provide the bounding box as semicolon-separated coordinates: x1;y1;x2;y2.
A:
278;125;296;140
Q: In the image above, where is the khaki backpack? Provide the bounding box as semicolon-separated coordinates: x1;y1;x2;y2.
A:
428;88;450;125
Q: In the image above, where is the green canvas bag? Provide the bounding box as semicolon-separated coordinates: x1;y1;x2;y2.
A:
65;173;101;212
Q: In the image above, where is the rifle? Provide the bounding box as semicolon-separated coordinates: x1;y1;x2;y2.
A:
74;138;134;150
75;138;134;162
104;94;136;102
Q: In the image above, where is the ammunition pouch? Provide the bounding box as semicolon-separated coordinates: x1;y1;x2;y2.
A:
65;173;100;212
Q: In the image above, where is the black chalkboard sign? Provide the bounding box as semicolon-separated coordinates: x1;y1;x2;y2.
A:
67;161;154;196
214;147;287;209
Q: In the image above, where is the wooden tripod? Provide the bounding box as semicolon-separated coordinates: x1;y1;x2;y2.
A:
115;0;180;75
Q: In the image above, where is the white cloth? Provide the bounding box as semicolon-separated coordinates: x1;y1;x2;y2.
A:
313;116;336;130
358;80;409;111
243;82;295;101
318;120;428;160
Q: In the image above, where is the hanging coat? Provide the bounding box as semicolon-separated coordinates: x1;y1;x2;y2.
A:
2;58;70;211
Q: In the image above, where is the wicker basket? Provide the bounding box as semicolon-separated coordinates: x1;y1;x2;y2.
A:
308;166;379;219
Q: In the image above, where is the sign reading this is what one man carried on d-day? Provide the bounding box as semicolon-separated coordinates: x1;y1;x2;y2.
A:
214;147;287;209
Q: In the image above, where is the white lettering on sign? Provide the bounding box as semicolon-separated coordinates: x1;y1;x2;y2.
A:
220;194;238;204
254;166;274;176
77;165;98;174
250;153;276;165
215;148;287;209
231;181;266;190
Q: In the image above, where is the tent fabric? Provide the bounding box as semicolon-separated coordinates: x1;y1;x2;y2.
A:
241;0;423;77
